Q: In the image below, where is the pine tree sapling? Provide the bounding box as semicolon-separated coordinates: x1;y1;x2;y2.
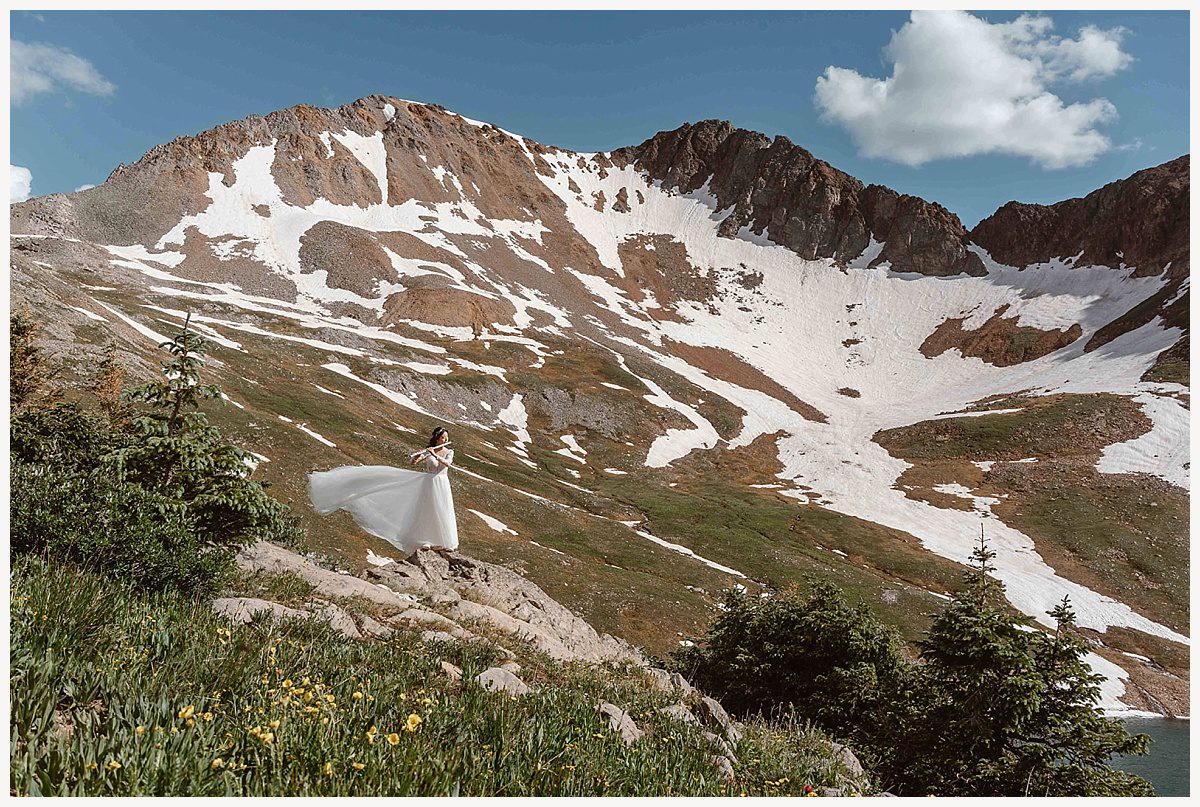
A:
106;314;300;550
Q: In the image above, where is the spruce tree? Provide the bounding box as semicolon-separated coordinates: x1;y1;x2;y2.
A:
104;314;300;551
904;529;1153;796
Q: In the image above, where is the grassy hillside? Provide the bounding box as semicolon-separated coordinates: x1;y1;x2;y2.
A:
10;557;871;797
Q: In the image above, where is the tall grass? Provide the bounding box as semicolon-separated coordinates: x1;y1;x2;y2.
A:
10;557;862;796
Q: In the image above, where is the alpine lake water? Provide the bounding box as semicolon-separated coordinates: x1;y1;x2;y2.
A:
1112;718;1190;796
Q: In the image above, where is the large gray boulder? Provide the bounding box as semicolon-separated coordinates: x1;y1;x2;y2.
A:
598;702;644;745
408;550;641;664
475;667;531;696
212;597;309;624
236;541;417;612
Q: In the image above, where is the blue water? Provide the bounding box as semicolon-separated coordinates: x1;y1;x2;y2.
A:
1112;718;1190;796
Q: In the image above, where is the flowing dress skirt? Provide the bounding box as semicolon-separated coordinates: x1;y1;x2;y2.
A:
307;463;459;555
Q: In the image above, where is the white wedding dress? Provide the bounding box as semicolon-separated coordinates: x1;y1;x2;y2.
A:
307;448;459;554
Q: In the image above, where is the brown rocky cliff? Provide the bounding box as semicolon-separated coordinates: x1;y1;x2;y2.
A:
970;156;1189;360
613;120;984;277
971;156;1189;280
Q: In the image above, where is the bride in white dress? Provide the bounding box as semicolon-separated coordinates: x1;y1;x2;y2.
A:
308;426;459;555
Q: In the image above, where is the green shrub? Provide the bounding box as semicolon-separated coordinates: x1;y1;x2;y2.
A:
10;461;232;597
10;309;60;413
9;315;302;595
897;538;1153;796
678;538;1155;796
673;581;918;775
105;319;301;550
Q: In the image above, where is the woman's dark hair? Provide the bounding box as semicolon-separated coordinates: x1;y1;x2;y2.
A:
427;426;448;447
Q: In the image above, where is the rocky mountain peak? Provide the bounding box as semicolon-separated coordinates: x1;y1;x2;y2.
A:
971;155;1189;279
614;120;984;276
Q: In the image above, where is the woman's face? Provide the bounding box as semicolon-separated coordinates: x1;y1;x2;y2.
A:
437;431;449;445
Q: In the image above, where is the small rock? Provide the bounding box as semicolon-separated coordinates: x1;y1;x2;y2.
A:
711;754;736;783
212;597;308;625
702;730;736;760
421;630;460;644
668;672;696;696
658;703;700;725
645;667;675;693
598;702;644;745
388;607;460;632
829;742;865;779
307;601;363;640
475;667;530;696
440;661;463;683
499;660;522;675
821;787;844;797
646;668;697;696
696;695;743;742
358;613;394;639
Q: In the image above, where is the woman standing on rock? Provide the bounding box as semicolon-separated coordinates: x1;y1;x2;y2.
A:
308;426;459;554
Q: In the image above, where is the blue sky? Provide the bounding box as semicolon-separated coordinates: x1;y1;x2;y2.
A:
9;9;1189;226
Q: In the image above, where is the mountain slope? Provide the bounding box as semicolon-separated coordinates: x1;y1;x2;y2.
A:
10;95;1189;716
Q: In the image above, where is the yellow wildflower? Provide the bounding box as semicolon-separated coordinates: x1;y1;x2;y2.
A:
387;733;400;746
325;694;335;703
178;705;195;720
269;719;281;729
260;731;275;745
135;726;146;736
106;760;122;771
202;712;214;722
352;691;363;700
352;762;365;771
211;758;225;770
322;762;333;776
404;713;422;733
282;679;293;689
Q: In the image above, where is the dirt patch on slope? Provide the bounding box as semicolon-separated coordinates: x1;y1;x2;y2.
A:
920;305;1082;366
271;131;384;208
615;235;718;321
661;338;826;423
169;226;299;300
299;221;397;297
381;287;515;335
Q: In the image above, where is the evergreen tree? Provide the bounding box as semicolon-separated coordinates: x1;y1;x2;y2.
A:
903;529;1153;796
104;314;300;551
674;581;920;775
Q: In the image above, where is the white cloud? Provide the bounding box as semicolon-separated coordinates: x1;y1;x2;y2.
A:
74;183;96;192
11;165;32;203
813;11;1133;169
11;40;116;104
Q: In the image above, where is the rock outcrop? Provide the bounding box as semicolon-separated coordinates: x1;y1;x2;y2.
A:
971;156;1189;279
613;119;984;277
972;156;1189;360
233;541;641;666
